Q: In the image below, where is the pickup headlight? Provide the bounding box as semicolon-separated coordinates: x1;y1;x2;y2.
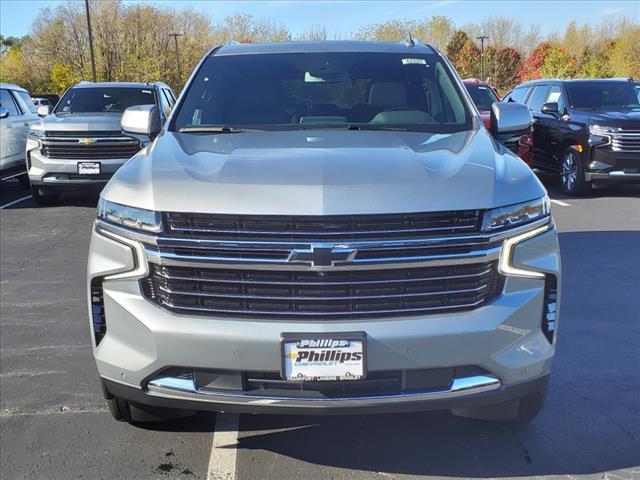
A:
482;196;550;232
97;198;161;233
588;124;613;147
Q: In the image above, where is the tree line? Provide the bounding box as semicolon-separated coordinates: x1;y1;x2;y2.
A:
0;0;638;96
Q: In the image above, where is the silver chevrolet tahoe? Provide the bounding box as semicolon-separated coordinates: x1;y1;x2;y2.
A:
87;41;561;424
26;81;176;204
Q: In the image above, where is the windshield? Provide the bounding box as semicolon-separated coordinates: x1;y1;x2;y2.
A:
55;87;156;114
566;82;640;110
173;52;472;132
465;84;499;112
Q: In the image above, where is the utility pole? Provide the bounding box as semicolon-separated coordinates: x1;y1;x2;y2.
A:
169;33;183;86
476;35;489;81
85;0;97;82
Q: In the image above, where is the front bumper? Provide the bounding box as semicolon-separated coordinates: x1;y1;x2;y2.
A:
27;149;129;189
586;148;640;184
87;222;561;415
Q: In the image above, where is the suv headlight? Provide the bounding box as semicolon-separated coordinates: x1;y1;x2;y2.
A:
482;196;550;232
97;198;161;233
27;128;45;149
588;124;613;147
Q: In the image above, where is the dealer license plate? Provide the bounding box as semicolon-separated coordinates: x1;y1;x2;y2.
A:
281;333;366;382
77;162;100;175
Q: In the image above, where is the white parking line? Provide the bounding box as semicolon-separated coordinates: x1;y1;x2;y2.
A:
208;413;239;480
550;199;572;207
0;195;32;209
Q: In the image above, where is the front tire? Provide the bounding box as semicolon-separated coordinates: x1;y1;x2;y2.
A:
560;147;590;196
31;186;60;205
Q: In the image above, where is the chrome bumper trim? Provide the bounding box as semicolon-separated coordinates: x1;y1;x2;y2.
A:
146;374;501;405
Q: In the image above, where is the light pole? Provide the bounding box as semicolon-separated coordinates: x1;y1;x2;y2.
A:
476;35;489;81
85;0;97;82
169;33;183;86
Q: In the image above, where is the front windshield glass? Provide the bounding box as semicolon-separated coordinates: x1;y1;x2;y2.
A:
173;52;472;132
566;82;640;110
465;84;499;111
55;87;156;114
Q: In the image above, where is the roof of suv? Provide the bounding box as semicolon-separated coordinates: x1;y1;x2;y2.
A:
517;78;636;88
0;83;28;92
72;81;170;89
214;40;436;56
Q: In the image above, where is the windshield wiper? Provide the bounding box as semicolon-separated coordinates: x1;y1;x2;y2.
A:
178;126;263;133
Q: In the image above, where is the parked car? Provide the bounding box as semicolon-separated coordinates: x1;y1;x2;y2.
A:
32;97;52;113
504;78;640;195
0;83;40;188
88;40;560;424
26;81;176;204
466;79;534;165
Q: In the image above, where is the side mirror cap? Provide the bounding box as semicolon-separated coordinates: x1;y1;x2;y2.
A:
541;102;560;116
0;107;8;119
490;102;532;137
37;105;50;117
121;105;160;143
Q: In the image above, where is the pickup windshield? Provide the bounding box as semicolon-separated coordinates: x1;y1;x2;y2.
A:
465;84;499;111
54;87;156;114
566;82;640;110
173;52;472;133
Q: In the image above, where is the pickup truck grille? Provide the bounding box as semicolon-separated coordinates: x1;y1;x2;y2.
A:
164;210;483;241
610;129;640;153
40;131;140;160
142;261;503;319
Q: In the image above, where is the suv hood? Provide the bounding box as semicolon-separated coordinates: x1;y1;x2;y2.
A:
581;109;640;129
102;129;545;215
38;113;123;132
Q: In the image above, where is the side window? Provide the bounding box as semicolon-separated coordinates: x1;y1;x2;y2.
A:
13;90;38;114
506;87;530;104
0;89;21;116
162;89;174;108
157;89;171;117
526;85;550;112
545;85;565;113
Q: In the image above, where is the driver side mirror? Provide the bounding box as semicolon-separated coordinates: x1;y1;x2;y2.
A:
37;105;50;117
490;102;532;137
0;107;8;119
541;102;560;116
121;105;160;144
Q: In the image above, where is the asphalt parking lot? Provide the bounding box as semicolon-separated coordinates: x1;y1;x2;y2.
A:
1;175;639;480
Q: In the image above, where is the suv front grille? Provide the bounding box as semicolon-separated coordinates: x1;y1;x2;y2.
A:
142;261;503;318
164;210;483;241
41;132;140;160
610;129;640;153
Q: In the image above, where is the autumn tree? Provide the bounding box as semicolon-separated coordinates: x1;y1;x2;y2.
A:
540;45;576;79
484;46;522;92
446;30;480;79
518;42;553;81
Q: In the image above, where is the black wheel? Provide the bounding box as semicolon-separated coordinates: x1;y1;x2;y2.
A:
18;174;30;189
452;382;547;423
31;186;60;205
560;146;590;195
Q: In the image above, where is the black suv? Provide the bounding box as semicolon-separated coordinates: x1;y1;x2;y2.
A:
504;78;640;195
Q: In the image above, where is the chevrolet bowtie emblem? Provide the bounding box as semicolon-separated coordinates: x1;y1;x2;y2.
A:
287;245;357;269
78;138;95;145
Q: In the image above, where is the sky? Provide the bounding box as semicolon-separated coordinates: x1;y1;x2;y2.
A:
0;0;638;39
